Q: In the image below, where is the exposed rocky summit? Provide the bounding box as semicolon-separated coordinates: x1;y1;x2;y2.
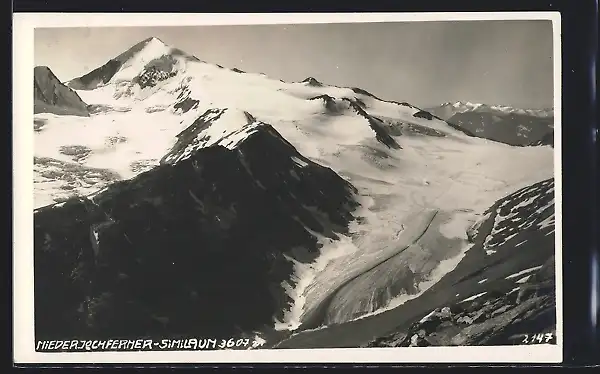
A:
34;66;90;117
134;55;179;89
412;110;435;120
301;77;323;87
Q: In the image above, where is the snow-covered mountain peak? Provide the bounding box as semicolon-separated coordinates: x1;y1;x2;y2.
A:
144;36;166;44
66;37;200;91
108;38;176;83
451;101;483;110
112;36;170;62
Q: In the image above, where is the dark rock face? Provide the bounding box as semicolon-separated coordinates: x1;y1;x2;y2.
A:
402;123;446;137
174;97;199;114
350;87;377;98
34;66;89;117
374;117;446;138
134;55;179;89
412;110;435;120
365;256;556;347
529;131;554;147
173;85;199;114
34;123;359;342
34;118;47;132
302;77;323;87
346;100;401;149
309;94;351;115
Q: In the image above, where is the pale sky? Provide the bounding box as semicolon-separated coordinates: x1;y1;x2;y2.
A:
34;20;554;109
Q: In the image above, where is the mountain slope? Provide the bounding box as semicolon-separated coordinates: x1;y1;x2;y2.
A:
34;66;89;117
33;37;468;208
32;37;556;348
34;121;359;341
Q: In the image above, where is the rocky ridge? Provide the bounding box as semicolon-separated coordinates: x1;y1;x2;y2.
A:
364;255;556;347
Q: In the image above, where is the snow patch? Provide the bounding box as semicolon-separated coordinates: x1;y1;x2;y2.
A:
418;309;439;323
508;287;520;295
461;292;487;303
516;275;532;284
505;265;543;280
291;157;309;168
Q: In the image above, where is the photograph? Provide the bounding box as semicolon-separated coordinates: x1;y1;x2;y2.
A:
13;12;562;364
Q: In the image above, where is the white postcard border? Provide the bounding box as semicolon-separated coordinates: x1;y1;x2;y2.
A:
13;12;563;364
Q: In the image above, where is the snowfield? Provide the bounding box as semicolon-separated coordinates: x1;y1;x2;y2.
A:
33;37;555;333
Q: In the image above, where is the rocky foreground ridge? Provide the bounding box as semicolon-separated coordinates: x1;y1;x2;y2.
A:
364;246;556;347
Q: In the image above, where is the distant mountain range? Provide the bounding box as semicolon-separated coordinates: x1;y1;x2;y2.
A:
426;101;553;121
423;101;554;147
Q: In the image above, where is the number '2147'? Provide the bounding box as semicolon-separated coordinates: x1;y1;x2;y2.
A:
522;333;555;344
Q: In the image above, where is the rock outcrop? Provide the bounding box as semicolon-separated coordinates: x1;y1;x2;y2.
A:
364;256;556;347
528;131;554;147
34;66;89;117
